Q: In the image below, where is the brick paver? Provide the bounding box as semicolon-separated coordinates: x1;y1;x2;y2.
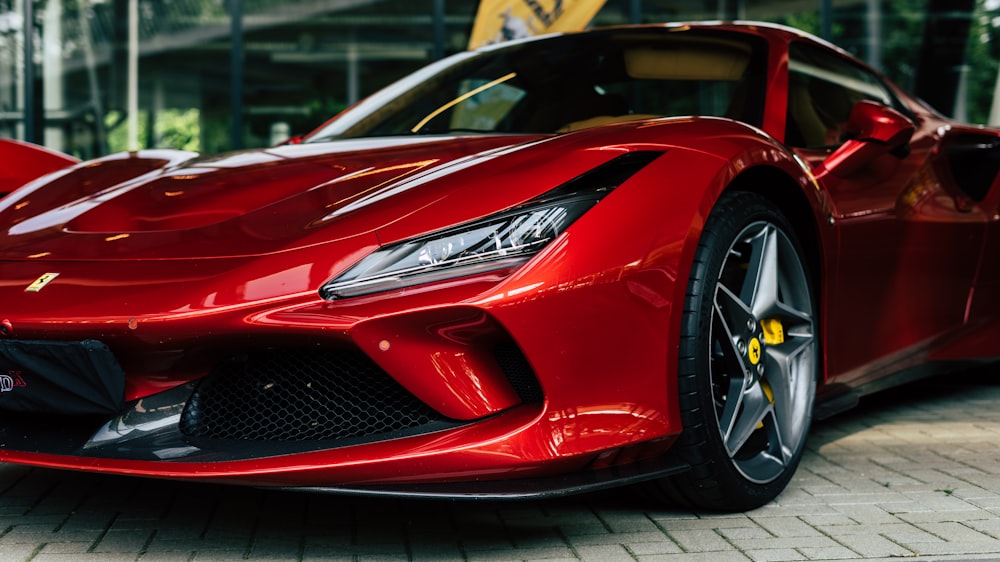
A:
3;367;1000;561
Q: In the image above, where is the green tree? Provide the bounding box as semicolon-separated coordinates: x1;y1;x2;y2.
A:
965;0;1000;124
104;108;201;153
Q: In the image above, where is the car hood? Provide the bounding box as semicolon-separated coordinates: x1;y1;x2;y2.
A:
0;134;554;261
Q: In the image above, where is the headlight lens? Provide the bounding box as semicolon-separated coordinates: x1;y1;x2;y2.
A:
320;195;596;300
320;150;662;300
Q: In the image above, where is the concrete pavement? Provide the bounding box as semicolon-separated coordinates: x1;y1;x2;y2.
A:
3;366;1000;561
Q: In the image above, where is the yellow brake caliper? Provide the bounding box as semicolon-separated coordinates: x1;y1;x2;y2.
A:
760;318;785;346
756;318;784;428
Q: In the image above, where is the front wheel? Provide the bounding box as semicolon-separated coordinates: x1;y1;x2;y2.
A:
651;191;818;511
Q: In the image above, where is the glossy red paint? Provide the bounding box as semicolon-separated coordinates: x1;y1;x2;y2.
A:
0;139;78;195
815;102;914;177
0;22;997;501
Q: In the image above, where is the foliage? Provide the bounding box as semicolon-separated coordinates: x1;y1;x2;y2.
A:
774;0;999;124
968;1;1000;124
104;108;201;154
157;108;201;151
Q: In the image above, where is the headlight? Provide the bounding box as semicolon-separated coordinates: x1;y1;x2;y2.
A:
321;196;596;300
320;151;661;300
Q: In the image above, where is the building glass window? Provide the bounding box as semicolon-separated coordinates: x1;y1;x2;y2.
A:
0;1;996;158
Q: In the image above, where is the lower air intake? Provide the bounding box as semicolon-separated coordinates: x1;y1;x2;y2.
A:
180;349;448;442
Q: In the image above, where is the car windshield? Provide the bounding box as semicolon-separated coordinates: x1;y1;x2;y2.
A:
307;28;768;141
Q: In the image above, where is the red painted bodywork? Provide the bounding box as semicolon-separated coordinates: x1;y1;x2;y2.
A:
0;139;78;195
0;22;997;492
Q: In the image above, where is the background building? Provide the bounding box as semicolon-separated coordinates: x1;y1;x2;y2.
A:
0;0;995;159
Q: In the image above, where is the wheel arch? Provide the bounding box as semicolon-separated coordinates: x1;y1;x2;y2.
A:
726;166;822;290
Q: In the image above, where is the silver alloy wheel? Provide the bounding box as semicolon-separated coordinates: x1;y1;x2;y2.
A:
710;220;816;484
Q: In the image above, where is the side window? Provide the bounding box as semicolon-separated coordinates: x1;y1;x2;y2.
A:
785;42;897;149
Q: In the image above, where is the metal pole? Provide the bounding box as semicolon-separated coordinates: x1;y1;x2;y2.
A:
22;0;36;144
347;41;359;105
43;0;64;151
432;0;444;60
127;0;138;151
230;0;244;150
953;64;969;123
821;0;832;40
988;62;1000;125
866;0;881;70
78;0;108;156
717;0;738;20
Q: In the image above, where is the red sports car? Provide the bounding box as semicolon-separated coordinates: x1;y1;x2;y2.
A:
1;21;997;511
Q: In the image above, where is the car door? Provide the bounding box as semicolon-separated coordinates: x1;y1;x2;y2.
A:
783;42;987;388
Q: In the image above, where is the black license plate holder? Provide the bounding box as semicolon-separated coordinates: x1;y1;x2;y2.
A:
0;340;125;416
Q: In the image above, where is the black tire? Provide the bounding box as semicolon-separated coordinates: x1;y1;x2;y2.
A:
650;190;818;511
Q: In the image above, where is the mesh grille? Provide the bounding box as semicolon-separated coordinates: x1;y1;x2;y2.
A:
495;343;544;403
180;350;446;442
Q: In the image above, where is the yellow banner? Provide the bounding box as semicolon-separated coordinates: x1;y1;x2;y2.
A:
468;0;608;50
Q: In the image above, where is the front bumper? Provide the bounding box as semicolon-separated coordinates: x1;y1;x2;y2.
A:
0;292;681;493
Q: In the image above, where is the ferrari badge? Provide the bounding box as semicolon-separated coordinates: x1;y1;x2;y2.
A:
25;273;60;293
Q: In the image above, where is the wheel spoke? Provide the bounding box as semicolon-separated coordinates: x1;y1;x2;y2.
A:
716;283;754;332
740;225;780;319
716;375;746;451
775;300;813;328
714;284;754;375
764;333;815;462
721;379;772;456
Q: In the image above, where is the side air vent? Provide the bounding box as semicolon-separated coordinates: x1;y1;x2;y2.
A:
495;342;544;403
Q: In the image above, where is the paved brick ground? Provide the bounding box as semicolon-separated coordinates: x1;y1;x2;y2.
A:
3;367;1000;561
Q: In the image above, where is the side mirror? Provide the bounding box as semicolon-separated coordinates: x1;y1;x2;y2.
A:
276;134;305;147
817;100;915;177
